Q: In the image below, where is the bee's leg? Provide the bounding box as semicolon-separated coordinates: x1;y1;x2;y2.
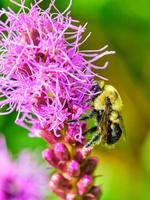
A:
68;116;90;123
68;109;98;123
84;132;100;148
79;109;98;121
79;115;91;121
83;126;97;135
96;110;103;125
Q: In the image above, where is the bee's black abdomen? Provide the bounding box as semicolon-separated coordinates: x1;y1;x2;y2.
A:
107;123;122;145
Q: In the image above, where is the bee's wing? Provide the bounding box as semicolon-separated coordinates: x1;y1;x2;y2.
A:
98;105;110;144
119;115;126;141
98;97;111;127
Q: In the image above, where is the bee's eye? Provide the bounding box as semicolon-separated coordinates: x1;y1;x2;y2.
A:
91;84;101;93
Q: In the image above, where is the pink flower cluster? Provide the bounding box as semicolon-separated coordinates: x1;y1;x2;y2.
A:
41;129;101;199
0;0;114;141
0;0;115;199
0;136;49;200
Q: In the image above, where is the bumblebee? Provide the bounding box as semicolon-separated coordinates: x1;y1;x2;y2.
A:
70;81;125;148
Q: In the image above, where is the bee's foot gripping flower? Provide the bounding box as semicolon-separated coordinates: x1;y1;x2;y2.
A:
0;0;115;199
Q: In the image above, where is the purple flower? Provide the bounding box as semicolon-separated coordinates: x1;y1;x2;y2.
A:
0;136;49;200
0;0;115;199
0;0;114;140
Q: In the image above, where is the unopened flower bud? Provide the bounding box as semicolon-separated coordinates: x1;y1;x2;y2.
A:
74;149;84;164
49;181;65;199
77;175;93;195
57;161;67;172
66;192;78;200
40;130;59;145
50;173;62;186
54;143;70;161
65;134;76;145
67;160;80;177
81;157;98;175
50;173;71;190
42;148;58;167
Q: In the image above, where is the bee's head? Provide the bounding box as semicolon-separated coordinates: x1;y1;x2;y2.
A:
86;81;105;104
91;80;105;92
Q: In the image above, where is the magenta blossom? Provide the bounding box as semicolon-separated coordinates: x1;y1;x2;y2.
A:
0;0;114;139
0;0;116;199
0;136;49;200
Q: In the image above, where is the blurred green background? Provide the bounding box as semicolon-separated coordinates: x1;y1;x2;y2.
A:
0;0;150;199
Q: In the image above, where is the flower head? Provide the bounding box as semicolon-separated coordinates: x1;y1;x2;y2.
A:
0;0;114;140
0;136;49;200
0;1;115;199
